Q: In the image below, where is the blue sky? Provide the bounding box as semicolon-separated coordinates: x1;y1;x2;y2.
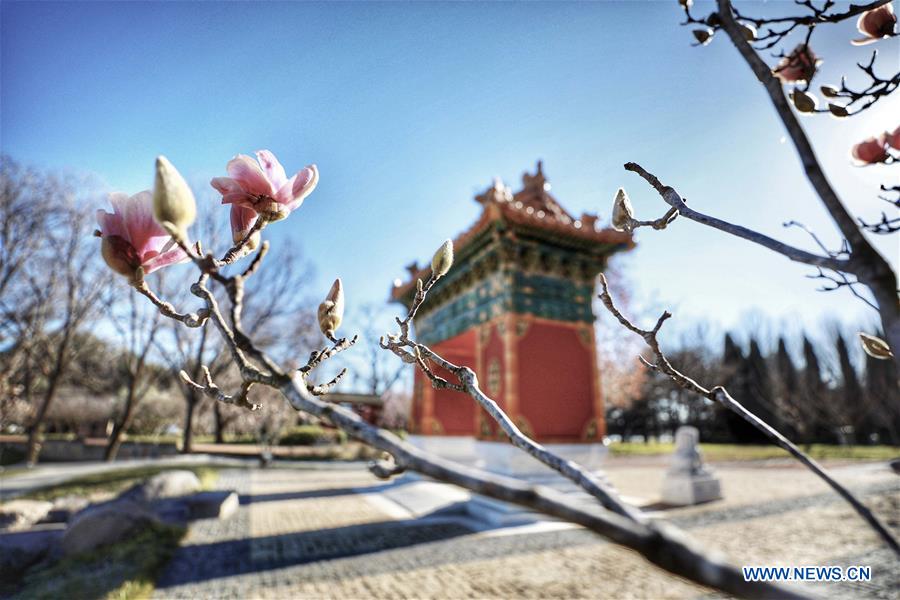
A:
2;0;898;344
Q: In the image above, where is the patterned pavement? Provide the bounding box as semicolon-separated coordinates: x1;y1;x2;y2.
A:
152;461;900;599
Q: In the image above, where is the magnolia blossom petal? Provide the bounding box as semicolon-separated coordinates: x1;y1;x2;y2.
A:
120;190;165;256
230;204;258;240
256;150;288;190
851;135;889;165
774;44;819;84
142;246;190;274
220;191;256;207
211;176;244;195
856;3;896;40
226;154;274;196
286;164;318;211
274;174;298;205
97;190;186;278
96;208;127;239
886;125;900;150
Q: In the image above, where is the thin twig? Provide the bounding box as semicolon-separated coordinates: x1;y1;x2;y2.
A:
133;281;208;328
598;273;900;556
624;162;846;271
381;272;647;523
180;365;260;411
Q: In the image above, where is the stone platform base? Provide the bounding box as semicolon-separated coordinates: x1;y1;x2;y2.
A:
407;435;607;478
405;436;610;526
661;473;722;506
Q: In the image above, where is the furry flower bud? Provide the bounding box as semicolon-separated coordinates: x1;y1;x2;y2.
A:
153;156;196;241
827;103;849;118
740;22;757;41
317;278;345;339
431;239;454;278
611;188;635;232
693;28;714;45
858;332;893;360
790;89;818;113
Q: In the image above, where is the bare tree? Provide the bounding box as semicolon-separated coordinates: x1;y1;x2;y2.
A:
23;201;111;464
104;287;164;460
0;157;112;464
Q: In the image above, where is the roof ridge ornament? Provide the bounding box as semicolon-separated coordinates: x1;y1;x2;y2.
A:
475;176;512;206
521;159;547;192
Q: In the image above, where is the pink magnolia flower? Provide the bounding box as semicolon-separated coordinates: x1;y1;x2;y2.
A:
230;204;259;246
885;125;900;150
851;134;889;165
211;150;318;222
773;44;820;84
853;3;896;45
96;191;189;280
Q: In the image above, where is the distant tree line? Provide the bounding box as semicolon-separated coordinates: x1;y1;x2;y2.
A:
606;328;899;446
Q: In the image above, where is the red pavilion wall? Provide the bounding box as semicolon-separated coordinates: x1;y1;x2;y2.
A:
414;329;478;436
516;320;600;442
412;316;604;442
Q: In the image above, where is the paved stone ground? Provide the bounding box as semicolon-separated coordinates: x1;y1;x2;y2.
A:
153;460;900;599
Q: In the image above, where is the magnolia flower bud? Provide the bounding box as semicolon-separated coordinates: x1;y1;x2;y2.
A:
858;332;893;360
827;103;849;118
153;156;197;241
740;22;757;41
820;85;840;98
317;278;344;339
678;0;692;8
790;89;818;113
431;239;454;278
611;188;635;232
693;28;714;45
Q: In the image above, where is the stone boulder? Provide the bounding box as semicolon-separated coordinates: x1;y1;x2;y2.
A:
40;495;91;524
0;499;53;531
126;470;202;502
186;491;239;520
61;500;159;556
0;526;65;577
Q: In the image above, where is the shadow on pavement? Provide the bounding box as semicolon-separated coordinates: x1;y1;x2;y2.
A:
155;515;475;589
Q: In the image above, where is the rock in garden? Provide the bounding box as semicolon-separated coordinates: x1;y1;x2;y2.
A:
61;500;159;556
186;490;239;520
0;527;64;575
0;499;53;531
127;469;202;502
40;495;91;524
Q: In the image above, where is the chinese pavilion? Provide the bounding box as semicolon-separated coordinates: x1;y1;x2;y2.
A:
391;162;633;444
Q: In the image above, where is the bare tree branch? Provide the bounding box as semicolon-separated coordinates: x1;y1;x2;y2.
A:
144;223;803;598
598;273;900;556
623;162;847;271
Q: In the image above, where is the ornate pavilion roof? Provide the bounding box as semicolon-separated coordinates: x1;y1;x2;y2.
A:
390;161;633;304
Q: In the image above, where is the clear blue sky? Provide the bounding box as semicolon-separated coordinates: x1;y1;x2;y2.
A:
2;0;898;344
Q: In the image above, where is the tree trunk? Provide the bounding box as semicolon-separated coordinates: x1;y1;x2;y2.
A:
214;402;225;444
104;382;137;462
25;332;72;466
182;391;198;454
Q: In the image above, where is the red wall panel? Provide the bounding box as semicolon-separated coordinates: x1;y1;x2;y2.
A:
517;323;594;440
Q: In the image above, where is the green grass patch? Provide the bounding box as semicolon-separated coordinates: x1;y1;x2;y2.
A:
608;442;900;461
21;465;220;502
7;521;186;600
